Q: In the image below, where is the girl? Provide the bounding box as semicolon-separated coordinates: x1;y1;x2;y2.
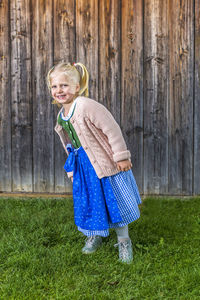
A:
47;62;142;264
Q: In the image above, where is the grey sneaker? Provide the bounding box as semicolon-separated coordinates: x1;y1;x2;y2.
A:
114;239;133;263
82;236;102;254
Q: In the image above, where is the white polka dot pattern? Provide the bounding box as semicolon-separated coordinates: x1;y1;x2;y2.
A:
78;170;142;237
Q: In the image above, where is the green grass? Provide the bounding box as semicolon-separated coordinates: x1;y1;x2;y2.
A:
0;196;199;300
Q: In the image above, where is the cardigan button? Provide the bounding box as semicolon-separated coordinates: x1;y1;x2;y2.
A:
85;146;88;150
93;160;96;163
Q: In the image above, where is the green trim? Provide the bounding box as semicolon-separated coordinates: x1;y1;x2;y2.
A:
58;114;81;149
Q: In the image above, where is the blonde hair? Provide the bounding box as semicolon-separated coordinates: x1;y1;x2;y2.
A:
47;62;89;105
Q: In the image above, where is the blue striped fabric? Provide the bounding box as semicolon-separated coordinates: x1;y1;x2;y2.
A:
78;170;142;237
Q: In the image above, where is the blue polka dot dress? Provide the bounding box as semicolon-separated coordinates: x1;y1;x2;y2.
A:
60;101;142;237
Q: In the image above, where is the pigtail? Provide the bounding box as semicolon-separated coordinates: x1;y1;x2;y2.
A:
74;62;89;97
46;66;55;91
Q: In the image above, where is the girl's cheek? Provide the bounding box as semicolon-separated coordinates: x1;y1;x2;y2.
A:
68;86;77;94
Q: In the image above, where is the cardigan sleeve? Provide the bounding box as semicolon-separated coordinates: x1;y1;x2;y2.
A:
85;99;131;162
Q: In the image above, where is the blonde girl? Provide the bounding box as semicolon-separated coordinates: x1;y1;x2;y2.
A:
47;62;142;264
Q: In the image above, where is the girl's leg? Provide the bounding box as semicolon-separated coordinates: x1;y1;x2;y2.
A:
115;225;133;263
115;225;129;241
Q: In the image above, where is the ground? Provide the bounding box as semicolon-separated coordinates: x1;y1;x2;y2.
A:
0;195;199;299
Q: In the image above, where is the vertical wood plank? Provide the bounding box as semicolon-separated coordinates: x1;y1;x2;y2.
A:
99;0;121;121
143;0;169;194
168;0;194;195
32;0;54;192
53;0;76;193
0;0;11;191
121;0;143;192
10;0;32;192
76;0;98;102
53;0;76;64
194;0;200;195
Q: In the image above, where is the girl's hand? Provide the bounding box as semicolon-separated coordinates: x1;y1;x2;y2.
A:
70;176;73;183
116;160;132;172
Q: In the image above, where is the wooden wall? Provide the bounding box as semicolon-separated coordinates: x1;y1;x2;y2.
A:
0;0;199;195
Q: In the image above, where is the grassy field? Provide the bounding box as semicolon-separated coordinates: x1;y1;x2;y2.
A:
0;195;199;300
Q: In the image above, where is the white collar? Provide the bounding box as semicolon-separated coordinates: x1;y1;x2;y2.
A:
60;97;78;121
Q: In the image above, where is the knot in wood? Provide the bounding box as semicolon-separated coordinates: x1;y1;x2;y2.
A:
127;31;134;43
83;33;93;44
108;46;116;58
59;10;73;27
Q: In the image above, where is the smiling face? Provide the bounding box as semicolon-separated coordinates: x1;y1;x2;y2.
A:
50;73;80;105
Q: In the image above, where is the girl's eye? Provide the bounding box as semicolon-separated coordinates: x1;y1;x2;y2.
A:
51;86;56;89
62;84;68;87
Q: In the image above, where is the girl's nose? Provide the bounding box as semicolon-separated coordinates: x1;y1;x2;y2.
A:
57;86;63;93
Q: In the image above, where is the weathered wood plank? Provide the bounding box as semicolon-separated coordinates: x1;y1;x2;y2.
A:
53;0;76;193
121;0;143;192
0;0;11;191
143;0;169;194
168;0;194;195
194;0;200;195
54;0;76;64
32;0;54;192
76;0;98;101
98;0;121;122
10;0;32;192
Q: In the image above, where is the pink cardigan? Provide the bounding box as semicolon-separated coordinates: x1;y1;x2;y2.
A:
54;96;131;179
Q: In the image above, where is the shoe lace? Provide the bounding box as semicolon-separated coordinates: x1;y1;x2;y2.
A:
86;236;96;247
114;240;130;260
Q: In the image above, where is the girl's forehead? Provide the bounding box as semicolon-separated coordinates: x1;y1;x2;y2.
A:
51;73;78;87
50;73;70;84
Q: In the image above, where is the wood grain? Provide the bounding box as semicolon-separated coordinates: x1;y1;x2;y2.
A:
194;0;200;194
143;0;169;194
168;0;194;195
0;0;11;191
121;0;143;192
0;0;198;195
76;0;99;101
54;0;76;63
32;0;54;192
10;0;32;192
98;0;121;122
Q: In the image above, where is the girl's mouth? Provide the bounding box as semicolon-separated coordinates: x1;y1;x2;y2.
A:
56;95;66;100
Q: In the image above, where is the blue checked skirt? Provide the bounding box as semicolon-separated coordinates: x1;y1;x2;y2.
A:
64;145;142;237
